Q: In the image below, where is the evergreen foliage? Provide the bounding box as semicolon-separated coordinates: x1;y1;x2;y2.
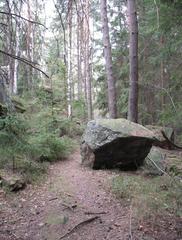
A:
0;91;82;181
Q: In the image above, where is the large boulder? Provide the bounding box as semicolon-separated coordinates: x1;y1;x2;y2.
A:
81;119;156;170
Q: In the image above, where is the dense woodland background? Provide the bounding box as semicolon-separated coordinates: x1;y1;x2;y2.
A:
0;0;181;124
0;1;182;238
0;0;182;172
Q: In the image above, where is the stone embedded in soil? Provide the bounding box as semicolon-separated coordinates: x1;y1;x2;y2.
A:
0;174;26;192
144;146;166;176
81;119;156;170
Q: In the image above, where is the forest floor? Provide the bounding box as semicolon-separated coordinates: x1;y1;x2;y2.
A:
0;149;181;240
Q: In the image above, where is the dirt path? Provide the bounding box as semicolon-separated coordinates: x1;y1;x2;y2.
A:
0;150;130;240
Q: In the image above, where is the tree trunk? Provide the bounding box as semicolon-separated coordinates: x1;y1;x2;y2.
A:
13;28;20;94
6;0;15;94
67;1;73;118
85;0;93;120
100;0;117;119
127;0;138;123
26;0;33;91
77;3;82;99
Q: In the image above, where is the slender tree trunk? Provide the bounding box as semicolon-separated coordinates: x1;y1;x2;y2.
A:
67;1;73;118
13;27;20;94
160;35;165;110
6;0;14;94
77;3;82;99
26;0;33;91
85;0;93;120
127;0;138;123
100;0;117;119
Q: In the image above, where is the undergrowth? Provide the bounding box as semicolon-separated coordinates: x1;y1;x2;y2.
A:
0;94;83;183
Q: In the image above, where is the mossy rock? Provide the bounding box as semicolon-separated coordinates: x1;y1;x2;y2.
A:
0;172;26;192
45;213;69;225
0;103;7;116
144;147;166;176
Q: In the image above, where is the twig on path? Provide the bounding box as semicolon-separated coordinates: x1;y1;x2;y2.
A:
49;197;58;201
84;211;107;215
129;203;133;240
59;216;100;239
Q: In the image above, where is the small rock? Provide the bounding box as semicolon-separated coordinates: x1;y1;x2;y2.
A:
38;222;45;227
114;222;121;227
9;179;26;192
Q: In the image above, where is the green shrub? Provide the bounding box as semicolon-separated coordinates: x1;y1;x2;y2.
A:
29;133;74;162
0;99;78;182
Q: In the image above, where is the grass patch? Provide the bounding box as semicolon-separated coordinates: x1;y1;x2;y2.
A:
112;174;182;222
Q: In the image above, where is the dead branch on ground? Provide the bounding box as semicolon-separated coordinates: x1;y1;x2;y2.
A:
161;131;182;150
59;216;100;239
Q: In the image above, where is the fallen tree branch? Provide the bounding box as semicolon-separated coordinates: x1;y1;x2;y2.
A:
59;216;100;239
129;203;133;240
49;197;58;201
0;11;47;29
147;156;168;176
147;155;181;184
0;49;50;78
161;131;182;150
84;211;107;215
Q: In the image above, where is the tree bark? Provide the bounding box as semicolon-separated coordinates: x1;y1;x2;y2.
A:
77;3;82;99
67;0;73;118
26;0;33;91
127;0;138;123
100;0;117;119
81;0;93;120
85;0;93;120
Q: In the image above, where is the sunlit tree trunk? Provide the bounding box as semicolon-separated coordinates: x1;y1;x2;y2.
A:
85;0;93;120
67;0;73;118
13;28;20;94
6;0;15;94
77;2;82;99
100;0;117;119
26;0;33;91
127;0;138;123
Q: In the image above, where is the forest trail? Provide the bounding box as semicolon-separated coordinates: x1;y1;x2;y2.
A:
0;150;130;240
